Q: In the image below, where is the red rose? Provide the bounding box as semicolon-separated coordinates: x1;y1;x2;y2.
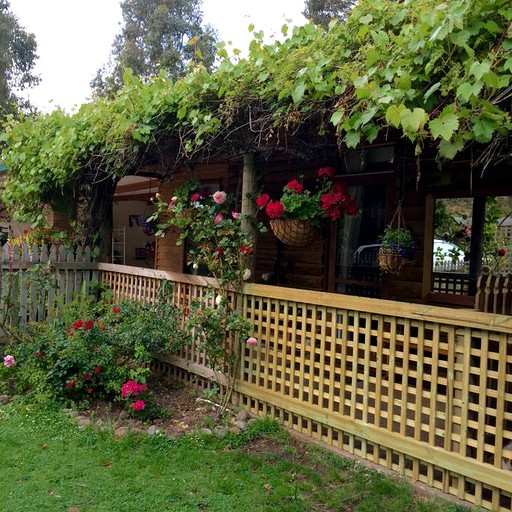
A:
84;319;94;330
286;179;303;194
265;200;285;219
84;373;92;381
255;194;270;208
498;248;507;257
66;379;77;389
112;307;121;313
94;366;102;374
72;319;84;329
190;192;201;202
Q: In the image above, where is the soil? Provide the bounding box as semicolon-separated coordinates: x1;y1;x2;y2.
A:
76;381;238;437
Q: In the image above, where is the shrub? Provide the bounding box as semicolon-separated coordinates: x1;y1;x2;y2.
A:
5;283;184;405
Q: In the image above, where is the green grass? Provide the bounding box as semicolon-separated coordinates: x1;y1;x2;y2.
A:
0;403;472;512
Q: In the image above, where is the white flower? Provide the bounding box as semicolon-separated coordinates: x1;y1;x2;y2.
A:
243;268;251;281
192;263;199;270
215;294;222;306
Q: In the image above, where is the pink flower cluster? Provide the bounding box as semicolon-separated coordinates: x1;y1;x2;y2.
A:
121;380;148;398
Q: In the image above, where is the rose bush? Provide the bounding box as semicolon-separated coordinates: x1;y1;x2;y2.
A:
4;282;184;405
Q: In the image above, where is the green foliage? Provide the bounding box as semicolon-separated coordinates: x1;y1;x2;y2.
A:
151;181;259;291
0;0;40;115
2;0;512;225
3;287;184;404
380;226;416;257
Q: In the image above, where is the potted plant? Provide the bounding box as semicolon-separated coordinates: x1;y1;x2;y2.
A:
378;225;416;274
255;166;358;246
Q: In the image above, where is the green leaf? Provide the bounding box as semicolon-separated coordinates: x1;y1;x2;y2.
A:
385;105;402;128
400;108;428;133
344;130;361;148
504;57;512;72
456;82;483;103
330;110;344;127
366;49;380;68
470;60;491;80
439;138;465;159
473;118;495;142
291;83;306;104
429;111;459;140
424;82;441;100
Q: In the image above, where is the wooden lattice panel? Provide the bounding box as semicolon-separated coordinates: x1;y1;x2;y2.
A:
239;284;512;511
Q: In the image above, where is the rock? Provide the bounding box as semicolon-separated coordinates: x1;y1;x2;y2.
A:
214;426;229;438
235;410;251;422
247;418;259;426
233;420;248;430
200;428;213;435
0;395;10;404
77;417;92;429
147;425;160;436
114;426;128;437
165;427;183;438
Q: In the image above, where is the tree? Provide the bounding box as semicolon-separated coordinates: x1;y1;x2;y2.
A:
0;0;39;115
91;0;217;97
302;0;357;29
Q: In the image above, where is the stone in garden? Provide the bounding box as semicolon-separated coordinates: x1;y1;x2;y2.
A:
214;426;229;438
235;410;251;422
114;426;128;437
147;425;160;436
233;420;248;430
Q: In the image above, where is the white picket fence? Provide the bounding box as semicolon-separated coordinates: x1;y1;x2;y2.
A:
0;243;98;333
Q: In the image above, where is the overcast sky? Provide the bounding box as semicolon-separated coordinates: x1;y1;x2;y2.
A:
8;0;307;112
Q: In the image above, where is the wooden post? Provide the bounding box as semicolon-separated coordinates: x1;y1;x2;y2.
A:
241;152;258;281
468;196;486;296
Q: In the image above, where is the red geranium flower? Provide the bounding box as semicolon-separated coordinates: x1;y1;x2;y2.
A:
317;166;335;179
498;248;507;257
84;319;94;330
113;306;121;313
84;373;92;381
240;244;253;255
255;194;270;208
265;200;285;219
286;179;304;194
94;365;102;374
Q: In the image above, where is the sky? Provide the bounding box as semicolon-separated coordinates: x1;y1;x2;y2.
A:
8;0;307;112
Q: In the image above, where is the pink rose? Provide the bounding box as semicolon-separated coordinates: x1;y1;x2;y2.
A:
214;212;224;225
246;337;258;346
231;211;241;219
131;400;146;411
3;355;15;367
212;191;227;204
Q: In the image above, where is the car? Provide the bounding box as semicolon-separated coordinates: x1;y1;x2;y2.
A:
353;239;465;267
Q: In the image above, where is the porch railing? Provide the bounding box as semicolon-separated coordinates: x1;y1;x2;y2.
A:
2;246;512;511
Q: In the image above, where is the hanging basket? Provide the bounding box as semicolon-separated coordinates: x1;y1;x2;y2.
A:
269;219;320;247
378;248;413;275
378;201;415;275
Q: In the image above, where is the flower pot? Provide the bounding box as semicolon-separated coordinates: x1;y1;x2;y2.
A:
378;248;413;275
270;219;320;247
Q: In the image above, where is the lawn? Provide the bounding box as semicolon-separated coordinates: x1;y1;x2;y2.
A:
0;402;472;512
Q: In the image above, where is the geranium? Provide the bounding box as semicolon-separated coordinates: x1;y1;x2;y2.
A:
255;167;358;226
121;379;148;398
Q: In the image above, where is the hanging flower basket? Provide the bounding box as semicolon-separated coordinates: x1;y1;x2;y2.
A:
269;219;321;247
378;201;415;275
378;248;414;274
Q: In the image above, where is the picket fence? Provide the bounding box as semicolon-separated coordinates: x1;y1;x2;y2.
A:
0;243;98;332
2;244;512;511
